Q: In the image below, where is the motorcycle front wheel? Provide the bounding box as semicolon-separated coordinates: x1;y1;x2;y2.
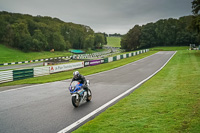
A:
86;89;92;102
72;95;80;107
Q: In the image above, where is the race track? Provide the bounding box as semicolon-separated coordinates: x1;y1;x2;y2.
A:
0;51;176;133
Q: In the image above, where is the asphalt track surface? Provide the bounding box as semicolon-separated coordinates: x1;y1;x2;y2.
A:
0;51;176;133
0;62;43;71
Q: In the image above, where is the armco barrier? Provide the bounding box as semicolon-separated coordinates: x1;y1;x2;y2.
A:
117;55;120;60
120;55;123;59
104;58;108;63
123;54;126;58
13;69;34;81
103;49;149;64
0;70;13;83
113;56;117;61
34;66;50;77
108;57;113;62
0;57;70;66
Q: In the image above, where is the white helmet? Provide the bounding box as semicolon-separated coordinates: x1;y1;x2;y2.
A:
73;71;80;79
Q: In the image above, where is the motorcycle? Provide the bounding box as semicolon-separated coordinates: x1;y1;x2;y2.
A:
69;80;92;107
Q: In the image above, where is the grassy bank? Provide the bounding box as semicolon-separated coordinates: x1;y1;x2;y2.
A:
0;44;107;64
106;37;121;47
73;50;200;132
0;44;72;64
150;46;189;51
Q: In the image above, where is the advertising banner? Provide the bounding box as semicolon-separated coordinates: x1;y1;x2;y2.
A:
84;59;103;67
49;62;84;73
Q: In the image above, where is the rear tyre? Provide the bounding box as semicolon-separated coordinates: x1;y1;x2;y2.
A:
86;89;92;102
72;95;80;107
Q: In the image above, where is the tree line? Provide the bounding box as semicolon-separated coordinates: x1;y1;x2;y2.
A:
121;16;199;51
121;0;200;51
0;11;106;52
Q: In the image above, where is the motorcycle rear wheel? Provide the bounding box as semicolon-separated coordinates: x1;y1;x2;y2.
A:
72;95;80;107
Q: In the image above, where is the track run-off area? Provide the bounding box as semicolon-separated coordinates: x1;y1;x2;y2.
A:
0;51;176;133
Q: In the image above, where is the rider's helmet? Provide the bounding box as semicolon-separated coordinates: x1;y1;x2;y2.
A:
73;71;80;79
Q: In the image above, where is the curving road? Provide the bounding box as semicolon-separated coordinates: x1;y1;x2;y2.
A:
0;51;176;133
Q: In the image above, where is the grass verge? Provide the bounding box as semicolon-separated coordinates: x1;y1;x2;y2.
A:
106;37;121;47
0;44;72;64
0;44;107;64
73;50;200;133
0;51;157;87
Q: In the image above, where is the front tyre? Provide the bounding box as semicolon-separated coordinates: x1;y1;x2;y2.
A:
72;95;80;107
86;89;92;102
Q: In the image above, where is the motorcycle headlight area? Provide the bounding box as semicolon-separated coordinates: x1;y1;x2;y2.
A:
70;86;75;91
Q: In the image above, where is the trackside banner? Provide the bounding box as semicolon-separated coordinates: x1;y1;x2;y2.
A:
49;62;84;73
84;59;104;67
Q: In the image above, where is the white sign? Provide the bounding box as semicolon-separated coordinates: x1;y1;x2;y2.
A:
49;62;84;73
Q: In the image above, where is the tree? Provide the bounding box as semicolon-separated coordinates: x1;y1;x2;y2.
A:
49;32;66;51
94;33;106;48
192;0;200;14
2;24;14;46
32;29;48;51
191;0;200;35
12;22;32;51
0;11;97;51
84;35;94;50
140;23;157;48
121;25;141;51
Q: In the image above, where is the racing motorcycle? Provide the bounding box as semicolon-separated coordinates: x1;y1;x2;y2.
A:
69;80;92;107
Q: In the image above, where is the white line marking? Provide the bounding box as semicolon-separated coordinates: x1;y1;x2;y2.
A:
57;51;177;133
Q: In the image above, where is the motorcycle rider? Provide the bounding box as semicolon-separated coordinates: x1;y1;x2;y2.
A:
71;71;89;95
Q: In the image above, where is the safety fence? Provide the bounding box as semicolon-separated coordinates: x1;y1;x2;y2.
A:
0;57;70;66
0;50;113;66
0;62;84;84
0;70;13;83
0;49;149;84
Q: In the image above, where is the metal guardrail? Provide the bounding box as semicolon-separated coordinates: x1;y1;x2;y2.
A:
0;70;13;83
13;69;34;81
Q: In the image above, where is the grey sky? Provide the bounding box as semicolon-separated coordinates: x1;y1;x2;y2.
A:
0;0;193;34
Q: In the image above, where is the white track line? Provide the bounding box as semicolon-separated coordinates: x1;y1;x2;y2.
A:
57;51;177;133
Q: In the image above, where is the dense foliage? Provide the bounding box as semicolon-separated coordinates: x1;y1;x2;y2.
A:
192;0;200;14
121;16;199;51
0;11;106;52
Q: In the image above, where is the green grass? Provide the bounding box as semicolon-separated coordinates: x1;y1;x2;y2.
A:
150;46;189;51
0;44;107;64
73;50;200;133
0;44;72;64
0;51;157;87
106;37;121;47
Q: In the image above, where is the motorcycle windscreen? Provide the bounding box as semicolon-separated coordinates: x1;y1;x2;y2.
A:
71;81;80;88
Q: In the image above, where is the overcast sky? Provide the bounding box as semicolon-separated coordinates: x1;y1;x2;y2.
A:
0;0;193;34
